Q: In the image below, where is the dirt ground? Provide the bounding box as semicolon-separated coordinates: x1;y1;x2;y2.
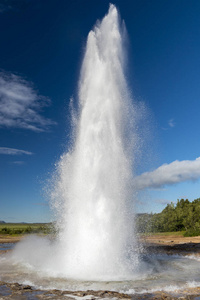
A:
0;234;23;243
141;233;200;245
2;233;200;245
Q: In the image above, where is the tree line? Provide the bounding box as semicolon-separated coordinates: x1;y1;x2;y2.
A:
136;198;200;236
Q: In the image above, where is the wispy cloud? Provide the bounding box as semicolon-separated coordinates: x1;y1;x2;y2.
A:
0;3;12;13
10;161;25;165
155;199;175;205
0;147;33;155
0;72;56;132
168;118;175;128
162;118;175;130
134;157;200;190
0;0;26;14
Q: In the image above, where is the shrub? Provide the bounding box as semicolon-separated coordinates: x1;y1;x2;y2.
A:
14;229;24;234
0;227;12;234
184;228;200;237
24;226;32;233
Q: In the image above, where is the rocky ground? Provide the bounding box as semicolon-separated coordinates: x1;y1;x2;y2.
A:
1;234;200;299
1;281;200;300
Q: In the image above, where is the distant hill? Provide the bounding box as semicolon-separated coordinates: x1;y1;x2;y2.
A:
0;221;5;223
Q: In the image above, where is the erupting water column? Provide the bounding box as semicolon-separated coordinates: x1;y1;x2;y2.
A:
52;4;140;280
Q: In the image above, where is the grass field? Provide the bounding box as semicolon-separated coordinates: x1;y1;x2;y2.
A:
0;223;186;238
0;223;53;235
0;223;187;238
147;231;185;236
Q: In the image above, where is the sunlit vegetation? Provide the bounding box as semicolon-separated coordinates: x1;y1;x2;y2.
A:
2;199;200;237
0;223;56;235
136;198;200;237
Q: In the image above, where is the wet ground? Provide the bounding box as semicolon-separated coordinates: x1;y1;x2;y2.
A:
2;281;200;299
1;235;200;299
0;243;15;251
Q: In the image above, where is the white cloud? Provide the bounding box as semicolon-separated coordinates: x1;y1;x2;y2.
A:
11;161;25;165
162;118;175;130
168;118;175;128
134;157;200;190
0;72;56;131
0;147;33;155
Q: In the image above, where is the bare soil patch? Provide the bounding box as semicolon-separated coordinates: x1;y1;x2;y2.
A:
0;234;23;243
141;233;200;246
140;233;200;256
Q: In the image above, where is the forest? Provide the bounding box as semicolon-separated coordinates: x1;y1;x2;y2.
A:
136;198;200;236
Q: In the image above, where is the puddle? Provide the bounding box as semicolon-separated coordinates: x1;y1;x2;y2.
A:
0;284;12;296
0;243;15;251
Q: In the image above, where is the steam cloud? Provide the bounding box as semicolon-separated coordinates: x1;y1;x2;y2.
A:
134;157;200;190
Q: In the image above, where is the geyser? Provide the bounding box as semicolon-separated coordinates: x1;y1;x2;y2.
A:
50;3;140;280
2;5;200;296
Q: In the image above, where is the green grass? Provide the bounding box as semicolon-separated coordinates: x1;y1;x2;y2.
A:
0;224;188;237
141;231;186;237
0;223;54;235
0;223;45;229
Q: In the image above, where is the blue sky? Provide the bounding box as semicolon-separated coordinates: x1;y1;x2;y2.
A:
1;0;200;222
